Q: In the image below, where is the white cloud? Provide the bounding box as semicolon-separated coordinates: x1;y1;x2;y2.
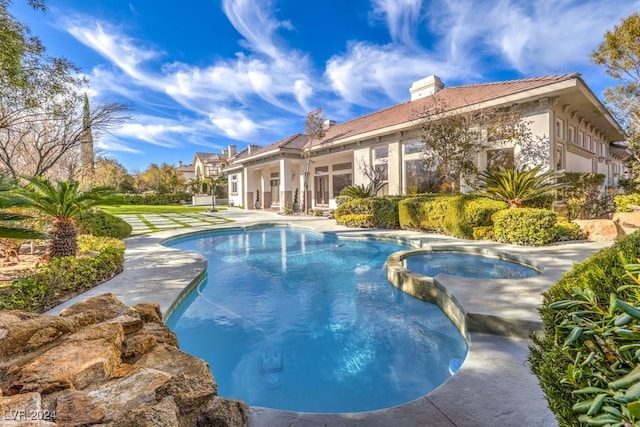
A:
64;17;162;85
325;42;465;107
371;0;424;51
221;0;293;60
424;0;640;74
208;108;261;140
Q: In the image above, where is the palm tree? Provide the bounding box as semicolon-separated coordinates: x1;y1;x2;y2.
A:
14;177;119;258
0;175;43;240
476;166;565;208
339;181;387;200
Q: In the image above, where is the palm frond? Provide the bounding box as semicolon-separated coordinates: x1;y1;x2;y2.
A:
476;166;565;208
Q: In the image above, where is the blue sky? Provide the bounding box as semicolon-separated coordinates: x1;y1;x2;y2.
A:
9;0;640;173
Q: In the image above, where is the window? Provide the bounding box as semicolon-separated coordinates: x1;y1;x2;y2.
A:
592;157;598;173
332;162;352;171
332;173;352;196
314;166;329;174
374;163;389;195
587;135;593;151
556;119;564;140
568;126;576;144
556;144;564;170
231;175;238;194
599;143;606;157
486;148;514;170
578;130;584;147
405;159;438;193
404;142;422;155
374;146;389;159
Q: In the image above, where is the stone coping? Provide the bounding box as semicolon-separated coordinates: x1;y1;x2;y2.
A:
386;246;545;340
47;211;613;426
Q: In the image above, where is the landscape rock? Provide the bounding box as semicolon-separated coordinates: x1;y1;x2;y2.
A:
573;219;627;241
0;293;249;426
611;212;640;235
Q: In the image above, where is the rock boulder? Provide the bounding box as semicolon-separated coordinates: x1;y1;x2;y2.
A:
0;293;248;427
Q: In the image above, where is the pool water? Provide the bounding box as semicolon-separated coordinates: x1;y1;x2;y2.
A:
405;251;540;279
165;227;468;413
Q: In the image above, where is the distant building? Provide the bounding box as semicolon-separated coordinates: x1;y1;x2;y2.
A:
176;161;195;182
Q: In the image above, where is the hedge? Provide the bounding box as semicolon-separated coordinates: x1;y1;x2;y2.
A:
398;194;507;239
119;192;191;205
0;235;126;313
492;208;558;246
614;193;640;213
529;230;640;426
76;209;133;239
334;196;404;229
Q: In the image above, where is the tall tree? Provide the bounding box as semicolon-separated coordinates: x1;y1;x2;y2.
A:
135;163;186;194
79;93;95;184
93;156;134;192
0;1;129;180
591;12;640;186
303;108;326;213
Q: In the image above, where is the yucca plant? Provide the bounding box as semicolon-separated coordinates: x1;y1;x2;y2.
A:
339;181;386;200
14;177;120;258
476;166;565;208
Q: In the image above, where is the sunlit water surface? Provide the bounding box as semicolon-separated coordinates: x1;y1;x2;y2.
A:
165;227;468;413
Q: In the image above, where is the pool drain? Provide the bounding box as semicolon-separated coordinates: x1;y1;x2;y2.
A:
262;351;283;389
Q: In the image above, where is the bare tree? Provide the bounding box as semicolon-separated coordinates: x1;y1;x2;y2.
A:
0;96;129;180
303;108;326;213
0;1;130;181
357;158;388;194
414;97;538;191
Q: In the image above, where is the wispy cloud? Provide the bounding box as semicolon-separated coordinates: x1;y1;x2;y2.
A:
59;0;639;163
371;0;424;51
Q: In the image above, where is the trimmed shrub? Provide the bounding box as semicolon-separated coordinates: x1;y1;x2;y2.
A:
551;218;586;242
492;208;557;246
334;196;404;229
0;235;125;312
336;213;374;228
76;210;132;239
614;193;640;212
119;192;191;205
529;230;640;426
472;226;494;240
370;196;403;229
398;194;506;239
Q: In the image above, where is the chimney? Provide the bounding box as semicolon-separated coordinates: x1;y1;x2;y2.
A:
228;144;237;156
178;160;183;167
410;75;444;101
223;149;228;157
322;119;336;130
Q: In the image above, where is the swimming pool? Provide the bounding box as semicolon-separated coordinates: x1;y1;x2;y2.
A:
165;227;468;413
405;251;540;279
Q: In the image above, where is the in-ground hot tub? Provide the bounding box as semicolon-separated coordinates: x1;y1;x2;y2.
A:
404;250;541;279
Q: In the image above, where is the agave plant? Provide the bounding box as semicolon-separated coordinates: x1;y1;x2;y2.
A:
339;181;386;200
476;166;565;208
14;177;120;258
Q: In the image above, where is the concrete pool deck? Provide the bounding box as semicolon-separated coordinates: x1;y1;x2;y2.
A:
48;209;612;427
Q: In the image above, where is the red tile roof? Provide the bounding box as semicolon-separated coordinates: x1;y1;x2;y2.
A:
314;73;581;147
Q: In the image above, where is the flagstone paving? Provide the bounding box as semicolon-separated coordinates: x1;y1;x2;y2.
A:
117;212;231;234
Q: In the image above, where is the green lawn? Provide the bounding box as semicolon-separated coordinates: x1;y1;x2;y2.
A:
98;205;224;214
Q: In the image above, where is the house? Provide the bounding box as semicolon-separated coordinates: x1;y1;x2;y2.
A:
223;73;629;210
176;161;195;182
